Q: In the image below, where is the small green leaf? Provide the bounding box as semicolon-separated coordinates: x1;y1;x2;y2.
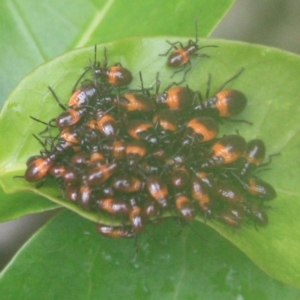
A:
0;211;299;300
0;37;300;288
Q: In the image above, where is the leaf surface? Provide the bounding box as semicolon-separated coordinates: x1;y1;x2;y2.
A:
0;211;299;300
0;37;300;288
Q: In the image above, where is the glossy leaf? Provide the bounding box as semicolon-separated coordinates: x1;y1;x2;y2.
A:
0;37;300;288
0;211;299;300
0;0;234;107
0;0;234;224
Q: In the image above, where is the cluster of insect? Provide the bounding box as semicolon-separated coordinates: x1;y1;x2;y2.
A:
22;34;277;238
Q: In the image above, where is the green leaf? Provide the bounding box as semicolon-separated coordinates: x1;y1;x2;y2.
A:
0;0;234;107
0;37;300;288
0;211;299;300
0;188;58;223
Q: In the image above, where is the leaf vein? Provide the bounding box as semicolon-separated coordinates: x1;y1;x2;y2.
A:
74;0;115;48
8;0;47;60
